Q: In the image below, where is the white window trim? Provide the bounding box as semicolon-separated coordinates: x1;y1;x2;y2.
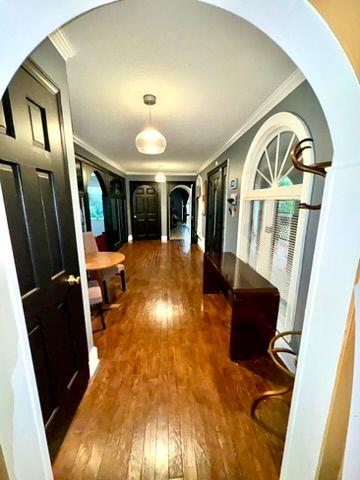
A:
236;112;314;331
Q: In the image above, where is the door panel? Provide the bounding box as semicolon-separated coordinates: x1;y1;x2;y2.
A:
37;170;64;276
131;182;160;240
0;162;36;295
0;64;89;458
28;324;57;424
206;163;227;254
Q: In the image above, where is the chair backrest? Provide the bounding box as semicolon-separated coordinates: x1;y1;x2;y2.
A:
83;231;99;253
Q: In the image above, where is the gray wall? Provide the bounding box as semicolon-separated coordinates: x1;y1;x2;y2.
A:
199;80;333;332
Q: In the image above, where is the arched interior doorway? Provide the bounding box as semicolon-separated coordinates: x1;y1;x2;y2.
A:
169;185;192;241
88;171;106;238
0;2;358;480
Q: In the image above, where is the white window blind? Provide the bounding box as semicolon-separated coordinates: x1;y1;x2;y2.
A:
248;199;300;319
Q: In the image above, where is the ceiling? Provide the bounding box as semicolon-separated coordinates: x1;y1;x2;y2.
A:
61;0;297;174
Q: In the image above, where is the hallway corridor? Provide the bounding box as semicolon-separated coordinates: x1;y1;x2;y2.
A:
53;240;290;480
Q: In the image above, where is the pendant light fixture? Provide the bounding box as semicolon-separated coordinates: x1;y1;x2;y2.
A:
135;94;166;155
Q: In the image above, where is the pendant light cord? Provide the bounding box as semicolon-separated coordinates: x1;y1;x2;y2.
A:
148;104;152;125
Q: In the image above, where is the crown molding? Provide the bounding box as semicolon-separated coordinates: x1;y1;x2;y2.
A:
73;135;126;174
197;68;305;174
73;137;196;177
126;171;197;176
49;29;76;61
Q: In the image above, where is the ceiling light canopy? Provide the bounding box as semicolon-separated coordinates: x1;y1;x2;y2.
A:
135;94;166;155
155;173;166;183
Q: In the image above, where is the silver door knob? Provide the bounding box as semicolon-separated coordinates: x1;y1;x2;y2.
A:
66;275;81;286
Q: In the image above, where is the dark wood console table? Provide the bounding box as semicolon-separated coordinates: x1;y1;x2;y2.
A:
203;252;279;360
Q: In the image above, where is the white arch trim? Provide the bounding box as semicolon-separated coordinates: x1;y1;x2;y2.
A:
169;184;191;195
0;2;359;480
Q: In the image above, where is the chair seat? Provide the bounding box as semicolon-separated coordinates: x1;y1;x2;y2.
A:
88;280;102;305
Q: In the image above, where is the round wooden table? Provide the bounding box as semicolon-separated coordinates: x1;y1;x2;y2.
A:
85;251;125;271
85;251;125;306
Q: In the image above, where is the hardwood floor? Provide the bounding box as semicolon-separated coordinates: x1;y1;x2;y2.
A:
53;240;291;480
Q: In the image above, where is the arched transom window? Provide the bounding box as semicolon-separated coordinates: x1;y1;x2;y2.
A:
237;112;313;331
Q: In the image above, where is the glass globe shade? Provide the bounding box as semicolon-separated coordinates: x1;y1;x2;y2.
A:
135;127;166;155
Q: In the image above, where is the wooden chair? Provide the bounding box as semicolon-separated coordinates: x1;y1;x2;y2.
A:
88;279;106;332
251;330;301;417
83;231;126;302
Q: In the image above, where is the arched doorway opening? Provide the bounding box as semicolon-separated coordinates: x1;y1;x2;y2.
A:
0;2;358;479
88;171;106;239
169;185;192;241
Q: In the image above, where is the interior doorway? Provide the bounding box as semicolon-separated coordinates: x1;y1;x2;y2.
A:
130;181;161;240
169;185;191;240
0;61;89;460
0;1;358;479
167;181;196;243
88;171;105;238
205;162;227;254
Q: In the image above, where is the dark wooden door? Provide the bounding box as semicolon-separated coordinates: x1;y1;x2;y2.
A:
109;177;128;249
206;163;227;254
131;182;160;240
0;63;89;458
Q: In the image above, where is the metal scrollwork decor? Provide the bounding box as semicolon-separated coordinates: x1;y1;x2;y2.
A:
291;138;332;210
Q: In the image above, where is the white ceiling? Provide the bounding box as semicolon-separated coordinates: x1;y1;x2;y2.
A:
62;0;297;174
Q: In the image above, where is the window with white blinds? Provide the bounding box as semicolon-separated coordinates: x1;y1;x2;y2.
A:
248;199;300;319
239;112;313;330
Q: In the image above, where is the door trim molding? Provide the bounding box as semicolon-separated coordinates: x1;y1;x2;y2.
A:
22;59;59;95
88;346;99;377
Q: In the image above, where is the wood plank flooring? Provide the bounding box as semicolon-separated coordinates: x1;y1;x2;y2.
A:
53;240;291;480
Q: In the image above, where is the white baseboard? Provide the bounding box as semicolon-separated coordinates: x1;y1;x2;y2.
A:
128;234;133;243
197;236;205;251
89;346;100;377
161;236;168;243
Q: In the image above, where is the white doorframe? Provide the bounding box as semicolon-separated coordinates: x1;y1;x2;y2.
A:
0;2;359;479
